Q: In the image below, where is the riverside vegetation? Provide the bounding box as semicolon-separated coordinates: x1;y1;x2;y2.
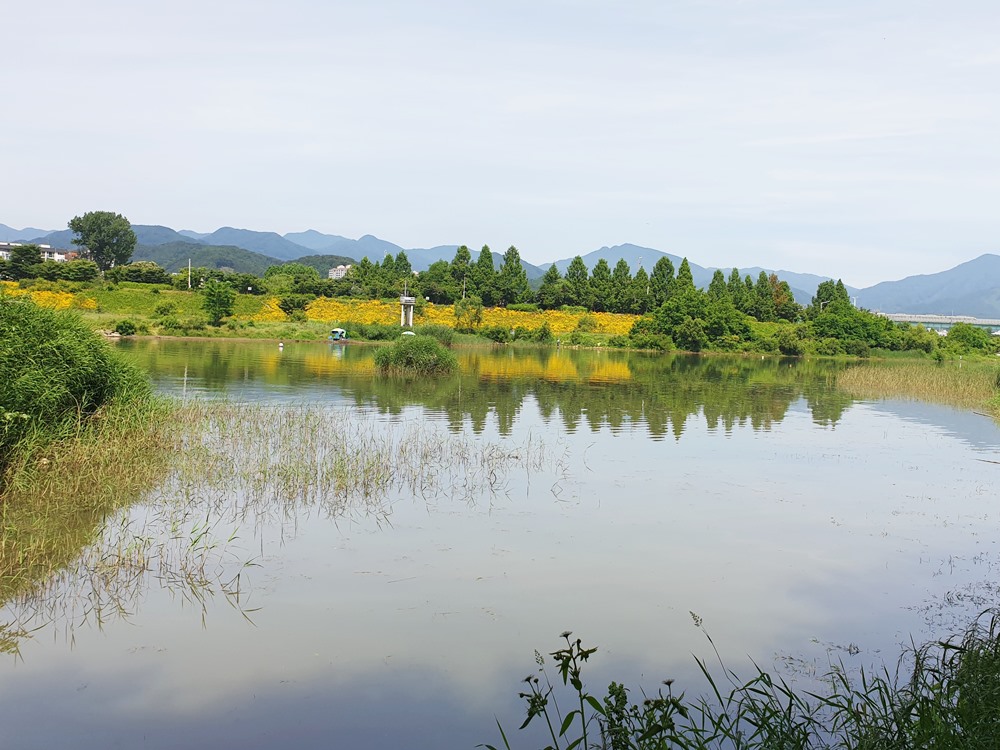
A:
3;235;993;359
485;615;1000;750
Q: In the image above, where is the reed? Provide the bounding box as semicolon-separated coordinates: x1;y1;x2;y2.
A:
836;360;1000;413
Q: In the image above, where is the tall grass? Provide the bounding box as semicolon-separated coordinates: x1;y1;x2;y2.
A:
373;335;459;375
837;360;1000;413
0;296;153;486
486;612;1000;749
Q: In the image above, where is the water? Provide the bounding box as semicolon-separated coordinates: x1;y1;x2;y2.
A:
2;339;999;749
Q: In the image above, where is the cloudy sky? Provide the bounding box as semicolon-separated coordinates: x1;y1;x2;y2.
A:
4;1;999;286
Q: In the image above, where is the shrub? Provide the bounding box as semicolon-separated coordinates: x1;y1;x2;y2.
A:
481;325;512;343
506;302;539;313
845;340;871;358
154;301;177;317
0;297;150;482
114;319;137;336
373;336;458;375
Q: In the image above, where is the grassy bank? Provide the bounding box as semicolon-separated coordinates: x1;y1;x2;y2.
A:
0;295;174;647
489;615;1000;749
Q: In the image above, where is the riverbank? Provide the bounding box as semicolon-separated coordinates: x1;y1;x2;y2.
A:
0;296;175;628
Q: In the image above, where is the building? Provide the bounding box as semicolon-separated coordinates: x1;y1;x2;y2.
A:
0;242;67;262
328;264;352;280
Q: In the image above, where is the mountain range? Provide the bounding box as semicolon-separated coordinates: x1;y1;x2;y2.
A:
5;222;999;317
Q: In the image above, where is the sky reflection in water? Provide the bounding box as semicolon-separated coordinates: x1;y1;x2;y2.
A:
2;340;999;749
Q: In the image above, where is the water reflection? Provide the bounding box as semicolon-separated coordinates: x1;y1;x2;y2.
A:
116;339;857;438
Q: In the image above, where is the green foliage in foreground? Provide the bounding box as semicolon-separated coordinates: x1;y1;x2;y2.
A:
487;614;1000;749
373;335;458;375
0;296;151;486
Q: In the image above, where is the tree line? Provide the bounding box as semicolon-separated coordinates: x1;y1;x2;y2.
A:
3;212;995;358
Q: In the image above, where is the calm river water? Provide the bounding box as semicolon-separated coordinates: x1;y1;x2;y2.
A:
2;339;999;749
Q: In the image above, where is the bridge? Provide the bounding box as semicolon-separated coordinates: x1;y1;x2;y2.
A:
878;313;1000;332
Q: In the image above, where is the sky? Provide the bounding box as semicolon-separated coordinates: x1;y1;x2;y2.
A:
4;0;1000;287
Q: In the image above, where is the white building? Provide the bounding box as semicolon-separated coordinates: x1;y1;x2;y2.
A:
328;264;352;279
0;242;64;262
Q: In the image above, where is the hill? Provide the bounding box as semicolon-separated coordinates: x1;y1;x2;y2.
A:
0;224;55;242
856;254;1000;317
131;242;281;276
200;227;311;261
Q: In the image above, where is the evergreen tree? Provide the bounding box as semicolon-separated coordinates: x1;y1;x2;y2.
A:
609;259;633;313
707;269;729;301
629;267;651;314
675;258;695;292
589;258;613;312
450;245;473;295
536;264;565;309
754;271;776;322
564;256;592;308
394;251;412;278
8;244;42;280
728;268;749;313
496;246;530;305
472;246;497;306
649;257;675;308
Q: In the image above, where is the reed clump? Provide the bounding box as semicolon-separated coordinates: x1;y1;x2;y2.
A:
0;295;154;486
837;360;1000;412
373;335;458;376
487;611;1000;749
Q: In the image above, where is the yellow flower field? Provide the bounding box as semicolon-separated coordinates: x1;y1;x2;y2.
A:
304;298;638;335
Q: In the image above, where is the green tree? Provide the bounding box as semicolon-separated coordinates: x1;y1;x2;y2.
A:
629;267;651;314
417;260;458;304
564;256;592;308
202;278;236;325
728;269;749;313
536;264;565;309
609;259;633;313
58;259;99;282
649;257;675;308
8;244;42;280
944;322;993;353
589;259;613;312
472;246;497;306
496;246;530;306
450;245;473;294
753;271;777;322
68;211;136;271
675;258;695;293
454;295;484;331
394;251;412;278
674;317;708;352
707;269;729;301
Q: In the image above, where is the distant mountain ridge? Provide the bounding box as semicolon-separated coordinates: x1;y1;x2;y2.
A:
856;254;1000;318
10;219;1000;316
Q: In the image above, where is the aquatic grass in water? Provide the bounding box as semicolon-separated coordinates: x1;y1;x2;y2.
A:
486;612;1000;749
1;400;555;652
837;360;1000;413
373;335;459;375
